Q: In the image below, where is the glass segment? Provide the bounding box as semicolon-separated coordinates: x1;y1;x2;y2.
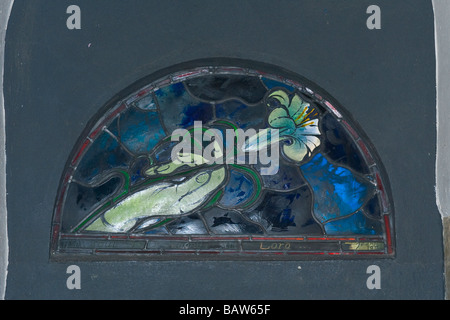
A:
50;62;395;260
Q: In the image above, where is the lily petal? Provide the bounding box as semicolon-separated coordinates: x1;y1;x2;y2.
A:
268;108;296;135
294;119;321;136
288;94;311;125
268;90;290;109
265;89;322;164
298;135;321;153
282;138;308;162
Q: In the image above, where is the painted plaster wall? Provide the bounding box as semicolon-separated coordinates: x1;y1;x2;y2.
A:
434;1;450;218
433;0;450;299
0;0;14;301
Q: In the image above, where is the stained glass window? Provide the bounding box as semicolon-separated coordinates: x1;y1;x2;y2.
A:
50;61;395;260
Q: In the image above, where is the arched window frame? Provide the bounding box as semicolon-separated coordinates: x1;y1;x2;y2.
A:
50;59;395;261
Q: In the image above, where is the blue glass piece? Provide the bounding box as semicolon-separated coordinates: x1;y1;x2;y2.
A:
179;103;214;128
300;153;374;224
156;82;213;133
261;77;295;92
129;156;151;185
321;113;370;174
119;109;165;154
74;131;132;183
324;211;383;235
218;169;254;208
215;100;265;129
61;177;122;232
153;144;174;164
363;194;382;219
250;186;322;234
255;160;306;191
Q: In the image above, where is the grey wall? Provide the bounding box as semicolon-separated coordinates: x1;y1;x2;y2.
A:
0;0;14;301
434;0;450;218
433;0;450;299
1;0;445;299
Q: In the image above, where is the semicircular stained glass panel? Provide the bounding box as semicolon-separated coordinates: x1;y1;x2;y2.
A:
50;61;395;260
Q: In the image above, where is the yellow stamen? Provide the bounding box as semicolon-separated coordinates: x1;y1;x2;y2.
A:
295;107;307;123
300;121;314;128
298;108;316;125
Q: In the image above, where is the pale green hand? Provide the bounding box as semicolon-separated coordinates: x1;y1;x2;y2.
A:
86;167;226;233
